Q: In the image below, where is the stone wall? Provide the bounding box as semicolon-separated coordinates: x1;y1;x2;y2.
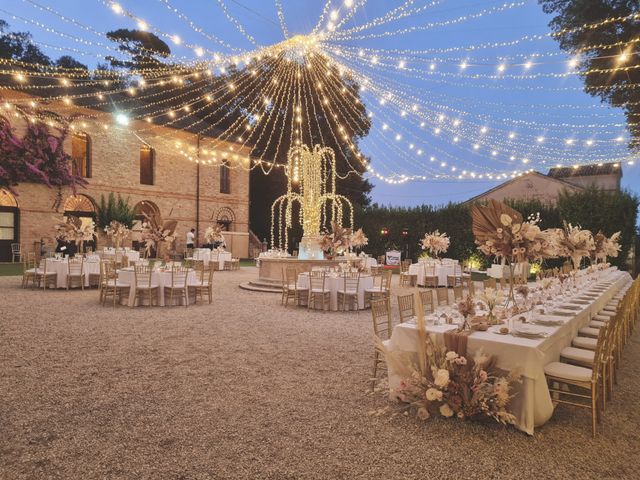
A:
2;91;252;257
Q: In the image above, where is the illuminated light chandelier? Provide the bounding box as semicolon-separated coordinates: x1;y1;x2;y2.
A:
270;144;353;256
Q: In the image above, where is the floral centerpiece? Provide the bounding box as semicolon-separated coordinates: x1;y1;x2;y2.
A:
350;228;368;250
476;287;504;325
319;222;352;259
140;212;177;258
204;224;225;246
456;295;476;330
104;220;130;249
377;314;520;424
604;232;621;259
420;230;449;259
53;215;95;254
557;222;595;270
471;200;559;305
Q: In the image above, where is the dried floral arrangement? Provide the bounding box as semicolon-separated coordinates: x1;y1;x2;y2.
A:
420;230;450;258
104;220;130;249
319;222;352;256
376;313;520;424
140;212;177;257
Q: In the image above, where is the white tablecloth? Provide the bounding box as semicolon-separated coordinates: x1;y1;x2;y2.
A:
408;262;456;286
297;273;374;311
192;249;232;270
117;268;197;306
486;262;530;279
45;258;101;288
101;250;140;263
386;268;630;434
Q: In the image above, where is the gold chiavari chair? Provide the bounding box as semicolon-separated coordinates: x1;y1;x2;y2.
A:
337;272;361;312
453;285;464;302
190;263;214;304
165;264;191;307
545;324;608;437
35;258;57;290
232;258;240;270
370;265;383;276
397;293;415;323
371;297;392;389
223;260;233;271
446;263;463;288
364;269;392;308
21;252;37;289
308;270;330;311
483;277;497;291
102;261;130;306
423;264;438;289
133;264;159;307
282;267;308;307
419;289;435;314
66;257;85;290
399;259;415;287
464;276;475;297
435;286;449;306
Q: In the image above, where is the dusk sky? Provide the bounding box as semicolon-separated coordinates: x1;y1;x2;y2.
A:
3;0;638;207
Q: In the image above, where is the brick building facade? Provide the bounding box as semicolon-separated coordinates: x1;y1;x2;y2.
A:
0;92;251;262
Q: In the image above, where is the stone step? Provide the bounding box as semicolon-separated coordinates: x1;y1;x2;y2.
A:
239;281;282;293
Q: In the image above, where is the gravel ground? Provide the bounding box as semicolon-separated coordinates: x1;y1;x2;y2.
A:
1;268;639;480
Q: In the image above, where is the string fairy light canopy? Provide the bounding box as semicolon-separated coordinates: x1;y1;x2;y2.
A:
0;0;638;183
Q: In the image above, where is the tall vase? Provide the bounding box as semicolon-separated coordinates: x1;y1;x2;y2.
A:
505;262;517;309
571;255;582;271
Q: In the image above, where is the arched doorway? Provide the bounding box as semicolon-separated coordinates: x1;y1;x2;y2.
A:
132;200;161;252
63;194;97;251
216;206;235;231
0;189;19;262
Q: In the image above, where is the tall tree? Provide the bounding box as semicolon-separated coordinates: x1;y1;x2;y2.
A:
539;1;640;149
105;29;171;73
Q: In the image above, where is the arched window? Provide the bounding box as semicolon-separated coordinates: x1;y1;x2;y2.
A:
220;160;231;194
216;206;235;231
140;144;155;185
0;189;19;262
63;194;96;216
133;200;160;220
71;132;91;178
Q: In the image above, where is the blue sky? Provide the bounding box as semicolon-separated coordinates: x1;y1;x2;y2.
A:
4;0;639;208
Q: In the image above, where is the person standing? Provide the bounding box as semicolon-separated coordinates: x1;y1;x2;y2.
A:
186;228;195;250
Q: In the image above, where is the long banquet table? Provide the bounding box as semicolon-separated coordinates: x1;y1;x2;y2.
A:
386;267;631;434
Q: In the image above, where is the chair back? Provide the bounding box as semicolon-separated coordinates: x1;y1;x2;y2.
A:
424;264;435;276
483;278;497;290
309;270;326;291
397;293;415;323
371;297;392;340
436;287;449;306
68;258;84;276
453;285;463;301
170;264;189;288
342;271;360;293
454;264;462;276
465;276;475;296
400;259;411;274
380;270;392;291
11;243;21;254
419;290;435;313
285;267;299;290
134;264;153;287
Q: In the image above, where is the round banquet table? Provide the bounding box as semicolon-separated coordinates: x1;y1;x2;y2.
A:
408;262;456;287
192;249;232;270
117;268;197;306
100;249;140;263
297;272;374;311
44;258;101;288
